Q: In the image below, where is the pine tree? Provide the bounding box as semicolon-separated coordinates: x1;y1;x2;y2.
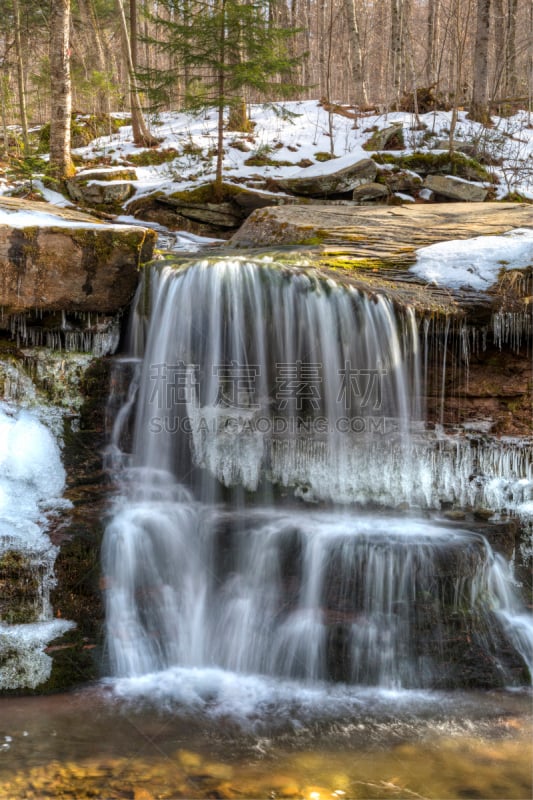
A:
143;0;302;198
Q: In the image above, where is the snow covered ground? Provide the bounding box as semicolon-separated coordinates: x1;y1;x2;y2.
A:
1;100;531;260
68;101;533;203
411;227;533;290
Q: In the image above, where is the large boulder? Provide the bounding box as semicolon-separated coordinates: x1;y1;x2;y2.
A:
423;174;488;202
160;198;242;228
66;168;137;206
0;197;156;313
352;182;389;204
362;124;404;151
277;156;377;197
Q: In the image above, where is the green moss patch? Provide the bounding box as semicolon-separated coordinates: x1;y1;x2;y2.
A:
128;148;179;167
372;151;491;181
0;551;40;624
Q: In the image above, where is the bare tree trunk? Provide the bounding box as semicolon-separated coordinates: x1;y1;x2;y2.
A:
78;0;112;118
448;0;472;146
492;0;504;98
215;0;226;198
318;0;328;97
390;0;402;106
426;0;439;86
12;0;29;153
114;0;157;146
226;0;249;131
130;0;138;71
344;0;368;107
470;0;492;122
49;0;75;181
505;0;518;96
0;69;10;156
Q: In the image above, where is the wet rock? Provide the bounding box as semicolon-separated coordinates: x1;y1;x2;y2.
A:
176;749;203;769
230;186;302;213
423;174;488;202
444;510;467;521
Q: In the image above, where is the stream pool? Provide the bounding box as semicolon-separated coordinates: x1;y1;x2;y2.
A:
0;684;531;799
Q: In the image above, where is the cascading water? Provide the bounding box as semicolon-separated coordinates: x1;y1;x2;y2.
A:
104;258;533;701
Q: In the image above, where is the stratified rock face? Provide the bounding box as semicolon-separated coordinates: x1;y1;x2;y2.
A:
277;157;377;196
0;198;156;313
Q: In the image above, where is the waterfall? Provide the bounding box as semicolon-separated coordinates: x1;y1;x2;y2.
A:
121;259;422;503
103;258;533;694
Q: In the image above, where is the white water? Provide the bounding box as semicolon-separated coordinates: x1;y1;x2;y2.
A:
0;401;73;689
104;258;533;708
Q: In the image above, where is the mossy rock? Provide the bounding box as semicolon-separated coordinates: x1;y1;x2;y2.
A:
0;551;41;624
372;151;491;182
363;124;405;151
37;114;127;153
128;148;179;167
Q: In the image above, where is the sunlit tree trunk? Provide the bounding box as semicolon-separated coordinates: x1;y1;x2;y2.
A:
49;0;75;181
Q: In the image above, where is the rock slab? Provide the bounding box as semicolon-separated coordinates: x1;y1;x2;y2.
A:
424;174;488;202
277;158;377;197
0;197;156;313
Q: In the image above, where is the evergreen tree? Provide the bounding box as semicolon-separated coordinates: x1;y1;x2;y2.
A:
143;0;302;197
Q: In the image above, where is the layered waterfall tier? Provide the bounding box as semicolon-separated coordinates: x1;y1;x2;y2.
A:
124;259;422;501
112;259;533;515
105;491;532;688
104;258;533;693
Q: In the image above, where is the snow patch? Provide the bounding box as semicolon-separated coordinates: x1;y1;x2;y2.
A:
410;228;533;290
0;207;143;231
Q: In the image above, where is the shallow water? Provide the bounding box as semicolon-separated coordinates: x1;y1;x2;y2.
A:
0;685;531;799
